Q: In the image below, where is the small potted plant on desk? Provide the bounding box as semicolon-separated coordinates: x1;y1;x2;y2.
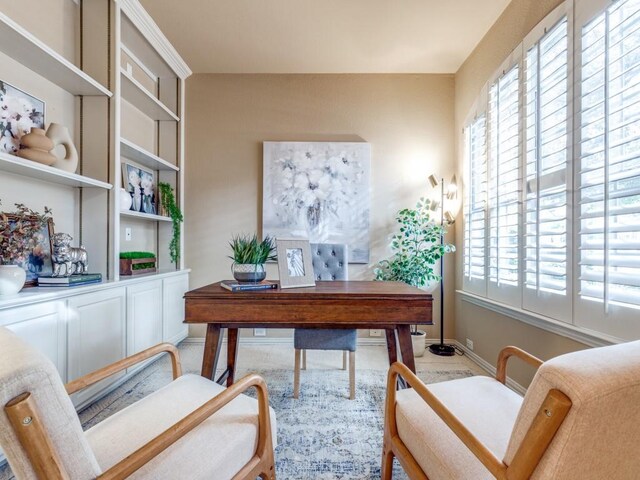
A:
229;234;276;283
374;198;455;356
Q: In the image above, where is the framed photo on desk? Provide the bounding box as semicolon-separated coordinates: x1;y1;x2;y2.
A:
276;238;316;289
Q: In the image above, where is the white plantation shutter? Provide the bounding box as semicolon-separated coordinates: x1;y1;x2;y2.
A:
488;62;522;306
576;0;640;338
523;12;572;321
463;115;488;295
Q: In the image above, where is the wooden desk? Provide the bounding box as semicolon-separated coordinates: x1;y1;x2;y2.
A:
184;280;433;386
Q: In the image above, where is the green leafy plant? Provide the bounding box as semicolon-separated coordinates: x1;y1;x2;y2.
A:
228;234;277;265
0;200;53;266
374;198;455;288
158;183;183;265
119;251;156;259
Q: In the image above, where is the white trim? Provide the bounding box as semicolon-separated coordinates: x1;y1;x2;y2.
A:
458;290;621;347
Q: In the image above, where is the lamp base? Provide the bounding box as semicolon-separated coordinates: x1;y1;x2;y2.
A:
429;343;456;357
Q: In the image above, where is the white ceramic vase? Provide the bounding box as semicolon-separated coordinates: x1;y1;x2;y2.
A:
411;330;427;357
46;123;79;173
120;188;133;211
0;266;27;295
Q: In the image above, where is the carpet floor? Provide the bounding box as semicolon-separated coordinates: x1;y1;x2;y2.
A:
0;343;477;479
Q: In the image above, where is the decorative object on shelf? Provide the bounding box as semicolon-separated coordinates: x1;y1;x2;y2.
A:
0;81;45;155
276;238;316;289
0;265;27;296
158;182;184;264
120;251;157;275
46;123;78;173
51;232;88;277
374;195;455;357
263;141;371;264
119;187;133;211
229;234;276;283
38;273;102;287
16;127;56;165
122;162;155;213
0;200;54;287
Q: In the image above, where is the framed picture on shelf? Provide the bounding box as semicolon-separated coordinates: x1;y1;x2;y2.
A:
0;215;54;286
276;238;316;289
0;81;45;155
122;162;156;215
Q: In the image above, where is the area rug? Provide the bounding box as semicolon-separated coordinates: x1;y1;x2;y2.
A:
0;344;474;480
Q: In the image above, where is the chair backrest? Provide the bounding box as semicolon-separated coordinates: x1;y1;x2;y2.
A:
310;243;348;281
0;327;101;479
504;340;640;479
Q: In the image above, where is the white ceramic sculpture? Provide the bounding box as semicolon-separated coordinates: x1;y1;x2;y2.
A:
46;123;79;173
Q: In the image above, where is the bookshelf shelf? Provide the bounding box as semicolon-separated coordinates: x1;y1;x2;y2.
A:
120;210;172;222
120;69;179;121
120;138;179;171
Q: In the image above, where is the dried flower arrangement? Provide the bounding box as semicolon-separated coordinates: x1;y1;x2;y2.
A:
0;200;53;267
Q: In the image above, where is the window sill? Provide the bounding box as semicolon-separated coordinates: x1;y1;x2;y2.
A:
456;290;623;348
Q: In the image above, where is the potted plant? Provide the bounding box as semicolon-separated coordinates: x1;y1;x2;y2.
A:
158;182;183;265
0;201;52;295
229;234;277;283
374;198;455;356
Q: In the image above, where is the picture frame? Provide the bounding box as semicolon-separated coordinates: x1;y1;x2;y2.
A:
0;80;45;155
122;162;156;215
1;215;54;286
276;238;316;289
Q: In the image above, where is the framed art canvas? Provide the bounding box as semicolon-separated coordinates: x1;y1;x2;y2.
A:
122;163;156;214
0;81;45;155
276;238;316;289
263;141;371;263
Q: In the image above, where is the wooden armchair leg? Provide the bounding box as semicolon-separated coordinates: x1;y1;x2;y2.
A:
294;349;301;399
381;440;394;480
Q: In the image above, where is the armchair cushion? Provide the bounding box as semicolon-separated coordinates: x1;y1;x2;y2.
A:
395;376;522;480
85;373;277;480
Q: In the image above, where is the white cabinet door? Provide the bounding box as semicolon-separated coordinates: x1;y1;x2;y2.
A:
127;280;163;356
67;287;126;407
163;273;189;344
0;301;67;380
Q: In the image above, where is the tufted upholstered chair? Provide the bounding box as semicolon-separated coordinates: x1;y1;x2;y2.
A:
0;327;277;480
293;243;357;400
382;341;640;480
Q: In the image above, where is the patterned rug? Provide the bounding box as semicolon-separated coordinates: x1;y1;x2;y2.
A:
0;344;474;480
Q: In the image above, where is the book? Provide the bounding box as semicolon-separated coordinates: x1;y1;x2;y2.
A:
220;280;278;292
38;273;103;286
38;279;103;287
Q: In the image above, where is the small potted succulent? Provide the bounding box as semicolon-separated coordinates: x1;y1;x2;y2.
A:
229;234;277;283
374;198;455;356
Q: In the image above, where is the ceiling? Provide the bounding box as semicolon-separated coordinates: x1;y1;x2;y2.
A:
140;0;511;74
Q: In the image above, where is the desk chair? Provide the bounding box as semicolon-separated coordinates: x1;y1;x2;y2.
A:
293;243;357;400
0;327;276;480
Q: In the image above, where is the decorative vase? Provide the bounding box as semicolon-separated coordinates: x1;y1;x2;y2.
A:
232;263;266;283
46;123;79;173
119;188;132;211
0;265;27;296
411;330;427;357
17;128;56;166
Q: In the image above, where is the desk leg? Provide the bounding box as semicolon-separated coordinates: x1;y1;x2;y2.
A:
385;329;398;364
201;324;223;380
226;328;239;387
396;325;416;373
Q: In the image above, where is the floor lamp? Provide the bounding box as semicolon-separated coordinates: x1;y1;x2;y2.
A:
427;174;457;357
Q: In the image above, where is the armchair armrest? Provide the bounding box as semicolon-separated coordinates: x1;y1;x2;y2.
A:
97;373;274;480
496;346;543;385
65;343;182;395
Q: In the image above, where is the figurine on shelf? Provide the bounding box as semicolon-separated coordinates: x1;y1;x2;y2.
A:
51;233;88;277
46;123;78;173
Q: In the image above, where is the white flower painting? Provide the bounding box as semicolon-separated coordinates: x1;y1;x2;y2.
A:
0;81;45;155
263;142;371;263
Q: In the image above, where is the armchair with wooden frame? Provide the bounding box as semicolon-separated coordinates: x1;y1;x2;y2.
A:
382;341;640;479
0;327;277;480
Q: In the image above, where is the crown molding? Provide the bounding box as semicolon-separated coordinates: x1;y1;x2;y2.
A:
116;0;192;79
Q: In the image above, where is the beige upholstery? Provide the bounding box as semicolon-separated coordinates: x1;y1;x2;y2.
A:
389;340;640;480
0;327;277;480
396;376;522;480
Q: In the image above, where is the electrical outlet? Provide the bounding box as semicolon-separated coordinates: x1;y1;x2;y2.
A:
125;228;132;241
466;338;474;351
254;328;266;337
370;329;382;337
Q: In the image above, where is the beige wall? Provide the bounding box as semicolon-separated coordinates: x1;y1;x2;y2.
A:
453;0;589;387
185;74;456;338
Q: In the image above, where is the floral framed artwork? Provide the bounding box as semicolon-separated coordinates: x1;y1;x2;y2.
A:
276;238;316;289
0;215;54;286
262;142;371;263
122;163;156;214
0;81;45;155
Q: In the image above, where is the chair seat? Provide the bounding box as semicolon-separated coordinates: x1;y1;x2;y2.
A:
85;374;277;480
396;376;522;480
294;328;357;351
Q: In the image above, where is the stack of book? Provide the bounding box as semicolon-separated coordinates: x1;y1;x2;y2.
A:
220;280;278;292
38;273;103;287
